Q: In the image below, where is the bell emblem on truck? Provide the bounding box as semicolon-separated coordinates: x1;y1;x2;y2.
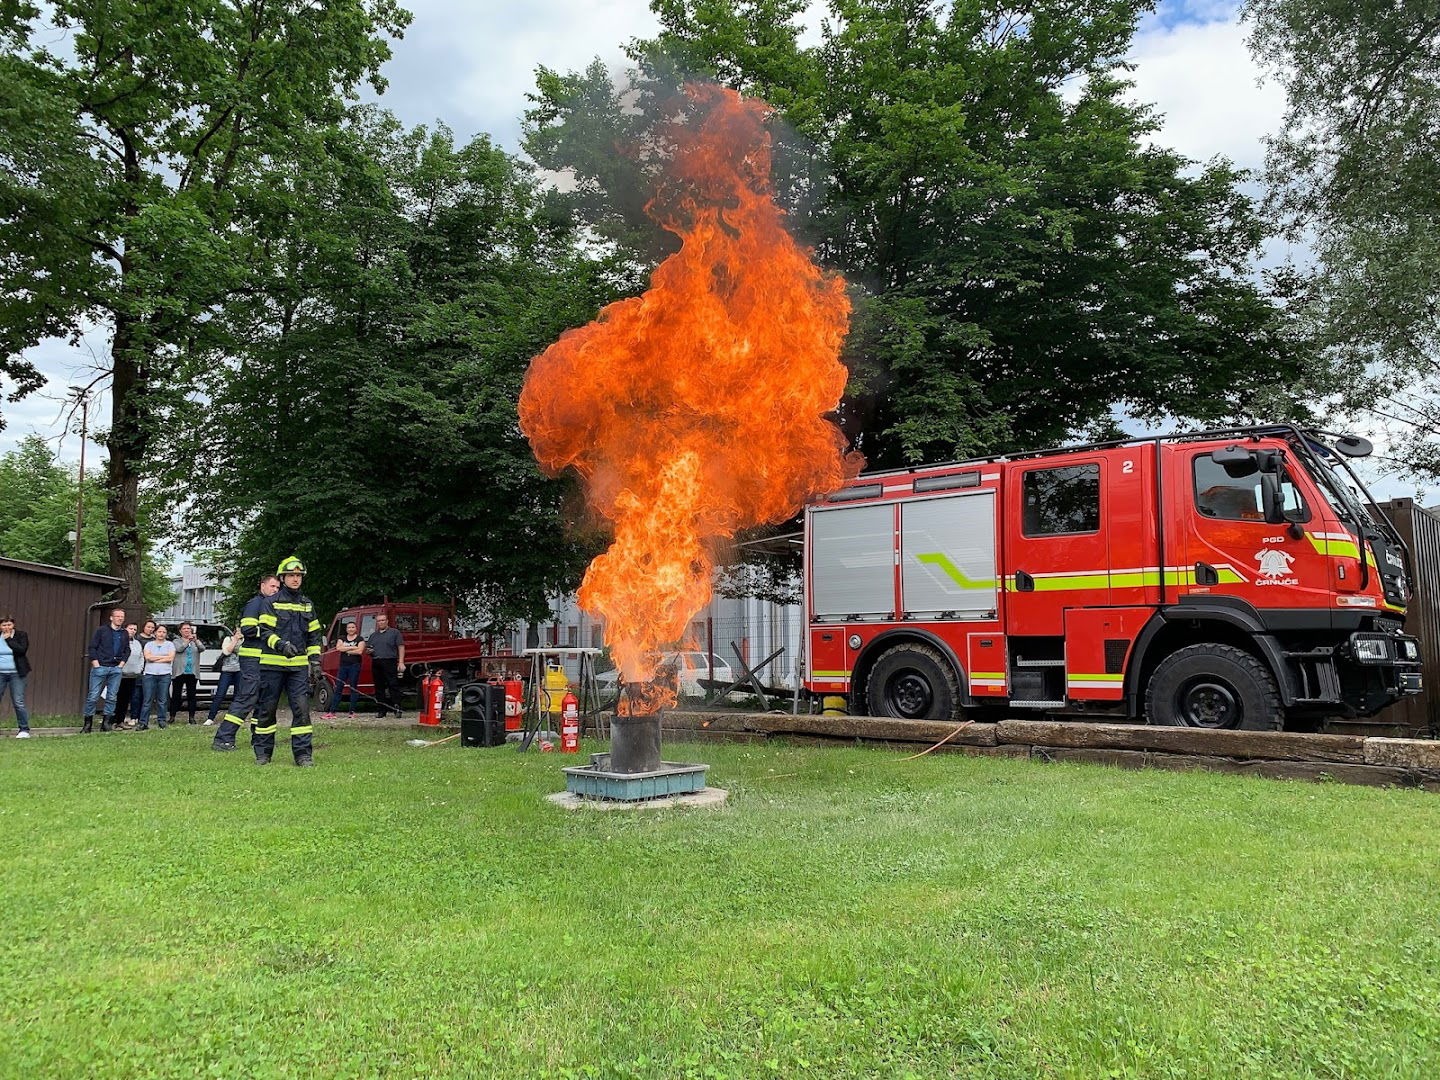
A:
1254;547;1297;584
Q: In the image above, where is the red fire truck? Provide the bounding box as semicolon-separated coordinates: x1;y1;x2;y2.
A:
804;426;1422;730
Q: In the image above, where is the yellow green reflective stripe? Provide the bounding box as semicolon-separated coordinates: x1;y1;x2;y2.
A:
307;620;321;632
238;647;262;657
273;602;309;611
1003;567;1245;591
306;646;322;656
258;614;277;626
253;724;277;734
1069;673;1124;682
914;553;998;590
1308;535;1361;558
971;671;1005;679
812;670;851;678
290;725;313;735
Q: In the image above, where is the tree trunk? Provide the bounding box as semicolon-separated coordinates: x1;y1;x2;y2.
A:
106;310;147;606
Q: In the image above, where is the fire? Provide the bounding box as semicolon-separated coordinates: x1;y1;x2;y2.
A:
519;84;857;704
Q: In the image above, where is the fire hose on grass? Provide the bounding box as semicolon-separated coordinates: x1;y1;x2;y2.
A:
308;667;458;748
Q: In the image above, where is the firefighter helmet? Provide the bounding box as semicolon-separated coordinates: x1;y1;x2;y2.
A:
277;555;307;576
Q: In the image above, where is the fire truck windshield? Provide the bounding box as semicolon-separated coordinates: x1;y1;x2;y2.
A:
1304;448;1371;528
1294;434;1398;547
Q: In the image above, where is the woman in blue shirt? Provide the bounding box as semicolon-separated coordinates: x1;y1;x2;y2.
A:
140;626;177;730
0;616;31;738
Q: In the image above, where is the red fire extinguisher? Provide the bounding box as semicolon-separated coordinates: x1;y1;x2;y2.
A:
503;677;523;732
430;673;447;724
561;690;579;753
418;672;441;726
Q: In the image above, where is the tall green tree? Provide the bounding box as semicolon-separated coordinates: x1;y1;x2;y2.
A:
170;110;618;628
527;0;1311;469
0;0;410;604
1247;0;1440;480
0;435;174;610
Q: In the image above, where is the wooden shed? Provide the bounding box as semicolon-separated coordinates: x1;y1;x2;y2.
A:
1374;499;1439;738
0;557;126;720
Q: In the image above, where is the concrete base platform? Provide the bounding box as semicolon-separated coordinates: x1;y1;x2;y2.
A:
546;787;729;811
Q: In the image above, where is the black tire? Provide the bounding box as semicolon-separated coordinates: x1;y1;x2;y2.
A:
314;680;332;713
1145;644;1282;731
864;643;963;721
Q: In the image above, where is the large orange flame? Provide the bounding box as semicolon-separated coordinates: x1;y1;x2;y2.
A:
520;84;856;696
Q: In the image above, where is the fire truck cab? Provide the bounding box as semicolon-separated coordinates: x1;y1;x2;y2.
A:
804;426;1422;730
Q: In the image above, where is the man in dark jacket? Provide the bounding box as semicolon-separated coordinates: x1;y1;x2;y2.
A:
83;607;129;733
252;557;323;766
0;616;32;738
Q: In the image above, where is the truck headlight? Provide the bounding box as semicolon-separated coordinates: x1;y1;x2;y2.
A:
1352;636;1391;663
1399;639;1421;662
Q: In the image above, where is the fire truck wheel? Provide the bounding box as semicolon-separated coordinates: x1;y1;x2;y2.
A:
865;643;962;722
1145;644;1282;731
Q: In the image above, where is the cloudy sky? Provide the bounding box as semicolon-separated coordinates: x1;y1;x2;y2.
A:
3;0;1299;467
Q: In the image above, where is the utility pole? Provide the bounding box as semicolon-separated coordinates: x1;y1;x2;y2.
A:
71;387;89;572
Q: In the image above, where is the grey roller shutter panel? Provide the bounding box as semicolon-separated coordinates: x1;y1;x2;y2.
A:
810;503;894;619
901;491;998;618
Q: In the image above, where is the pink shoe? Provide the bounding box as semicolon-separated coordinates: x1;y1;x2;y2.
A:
322;711;336;720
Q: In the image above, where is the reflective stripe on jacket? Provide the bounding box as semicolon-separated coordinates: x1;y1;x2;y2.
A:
238;593;267;661
258;585;323;668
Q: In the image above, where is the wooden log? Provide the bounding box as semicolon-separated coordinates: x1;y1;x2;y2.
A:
664;711;764;733
996;719;1367;764
1363;738;1440;770
1032;746;1416;788
935;743;1032;759
667;711;999;745
765;734;1028;761
753;714;997;746
661;727;769;745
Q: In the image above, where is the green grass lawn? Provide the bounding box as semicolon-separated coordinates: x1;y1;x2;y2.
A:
2;728;1439;1078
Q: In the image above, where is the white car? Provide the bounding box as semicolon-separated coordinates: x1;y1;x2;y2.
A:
595;652;736;697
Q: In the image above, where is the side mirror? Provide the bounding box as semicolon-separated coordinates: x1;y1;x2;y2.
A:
1210;445;1253;466
1335;435;1373;458
1260;471;1286;525
1211;445;1258;478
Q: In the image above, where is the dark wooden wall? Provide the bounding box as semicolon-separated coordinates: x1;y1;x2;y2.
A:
0;562;125;719
1376;499;1439;738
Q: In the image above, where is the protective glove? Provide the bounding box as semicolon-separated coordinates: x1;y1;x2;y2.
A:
308;655;321;669
281;641;299;658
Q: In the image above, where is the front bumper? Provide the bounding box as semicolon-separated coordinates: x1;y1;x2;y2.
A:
1346;631;1423;696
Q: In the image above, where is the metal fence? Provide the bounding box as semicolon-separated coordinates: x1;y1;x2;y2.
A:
512;591;808;698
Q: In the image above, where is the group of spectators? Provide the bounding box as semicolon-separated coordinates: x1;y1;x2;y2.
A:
81;608;218;731
0;604;409;735
327;614;406;719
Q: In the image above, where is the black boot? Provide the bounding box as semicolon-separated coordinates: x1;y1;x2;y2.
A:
100;716;113;732
81;716;93;734
294;753;314;767
255;752;271;765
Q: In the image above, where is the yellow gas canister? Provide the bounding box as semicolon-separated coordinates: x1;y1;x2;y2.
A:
543;662;570;714
821;695;849;716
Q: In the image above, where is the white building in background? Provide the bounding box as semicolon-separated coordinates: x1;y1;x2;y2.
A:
511;586;804;689
154;564;229;625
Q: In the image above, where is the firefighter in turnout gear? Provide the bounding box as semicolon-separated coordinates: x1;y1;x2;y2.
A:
252;556;324;766
211;573;280;752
